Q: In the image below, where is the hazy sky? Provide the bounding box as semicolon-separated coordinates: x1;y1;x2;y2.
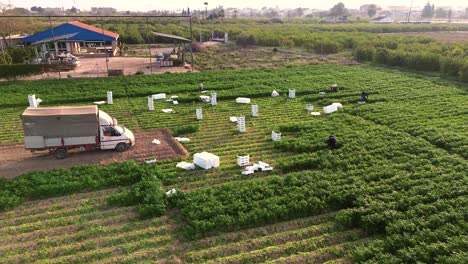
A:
7;0;468;11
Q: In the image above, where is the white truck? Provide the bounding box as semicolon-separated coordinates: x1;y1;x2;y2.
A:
21;105;135;159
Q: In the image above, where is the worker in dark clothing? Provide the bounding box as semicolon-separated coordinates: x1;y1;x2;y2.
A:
327;135;337;149
199;83;205;92
361;91;369;102
331;84;338;93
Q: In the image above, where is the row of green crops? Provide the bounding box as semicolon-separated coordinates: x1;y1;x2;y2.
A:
173;114;467;263
0;161;165;211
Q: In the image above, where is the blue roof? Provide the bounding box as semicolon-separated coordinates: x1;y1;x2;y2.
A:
22;22;118;43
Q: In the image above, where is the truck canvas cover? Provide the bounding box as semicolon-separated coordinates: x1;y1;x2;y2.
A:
22;105;99;138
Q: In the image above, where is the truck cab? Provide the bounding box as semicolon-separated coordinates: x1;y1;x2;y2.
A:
99;110;135;151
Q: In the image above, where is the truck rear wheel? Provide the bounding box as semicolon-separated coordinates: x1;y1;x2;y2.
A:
115;143;127;152
54;148;68;159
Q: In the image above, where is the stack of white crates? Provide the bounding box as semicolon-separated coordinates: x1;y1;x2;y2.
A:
251;104;258;117
28;94;38;107
148;96;154;111
237;116;246;132
271;131;281;141
194;152;220;170
211;92;217;106
107;91;113;104
288;89;296;99
237;154;249;166
196;108;203;120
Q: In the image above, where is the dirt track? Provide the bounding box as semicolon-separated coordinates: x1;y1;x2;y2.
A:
0;129;188;178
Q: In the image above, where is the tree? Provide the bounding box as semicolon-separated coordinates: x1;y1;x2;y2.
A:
435;7;448;18
330;3;346;21
421;2;434;18
367;4;377;18
30;6;44;12
0;10;34;49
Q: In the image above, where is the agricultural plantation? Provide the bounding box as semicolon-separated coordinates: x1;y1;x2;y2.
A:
0;63;466;263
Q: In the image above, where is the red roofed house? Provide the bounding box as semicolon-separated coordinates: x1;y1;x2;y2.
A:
22;21;119;57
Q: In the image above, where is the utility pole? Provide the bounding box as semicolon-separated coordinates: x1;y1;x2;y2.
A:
99;16;109;76
189;16;194;72
407;0;414;22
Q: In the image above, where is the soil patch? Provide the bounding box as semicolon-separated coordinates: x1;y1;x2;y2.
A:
0;129;188;178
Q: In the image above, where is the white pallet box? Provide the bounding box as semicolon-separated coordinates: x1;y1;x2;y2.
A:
258;161;270;168
173;100;179;105
242;170;254;175
152;93;166;100
237;116;246;132
305;104;314;111
311;112;321;116
193;152;220;170
162;109;173;113
288;89;296;98
251;104;258;117
236;97;250;104
211;92;217;106
148;96;154;111
176;161;196;170
271;131;281;141
237;155;250;166
196;108;203;120
107;91;113;104
323;104;338;114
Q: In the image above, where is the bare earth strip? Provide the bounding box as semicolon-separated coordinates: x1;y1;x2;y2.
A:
0;128;188;178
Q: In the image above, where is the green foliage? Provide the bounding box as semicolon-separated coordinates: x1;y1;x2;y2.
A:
108;174;167;218
0;161;152;211
0;50;13;64
0;64;49;79
171;124;199;136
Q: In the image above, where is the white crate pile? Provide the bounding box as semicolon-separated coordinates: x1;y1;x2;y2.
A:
242;161;273;175
211;92;217;106
28;94;42;107
148;96;154;111
194;152;220;170
271;131;281;141
251;104;258;117
196;108;203;120
288;89;296;99
237;154;250;166
107;91;113;104
237;116;246;132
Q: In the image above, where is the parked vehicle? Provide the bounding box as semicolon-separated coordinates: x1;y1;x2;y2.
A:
21;105;135;159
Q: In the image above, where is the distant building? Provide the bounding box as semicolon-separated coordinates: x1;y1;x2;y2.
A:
91;7;117;15
21;21;119;59
0;34;27;50
43;7;65;16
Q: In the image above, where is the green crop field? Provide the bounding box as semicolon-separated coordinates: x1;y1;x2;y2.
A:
0;64;467;263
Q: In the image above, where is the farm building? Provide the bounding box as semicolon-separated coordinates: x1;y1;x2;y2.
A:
21;21;119;58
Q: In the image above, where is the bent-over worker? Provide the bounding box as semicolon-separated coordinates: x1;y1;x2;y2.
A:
327;135;337;149
361;91;369;102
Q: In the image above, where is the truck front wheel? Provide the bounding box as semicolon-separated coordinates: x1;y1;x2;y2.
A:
115;143;127;152
54;148;68;159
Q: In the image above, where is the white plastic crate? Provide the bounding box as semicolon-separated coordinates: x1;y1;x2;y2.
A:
271;90;279;97
196;108;203;120
237;155;250;166
331;102;343;108
28;94;38;107
148;96;154;111
251;104;258;117
237;116;246;132
271;131;281;141
107;91;113;104
305;104;314;111
288;89;296;98
152;93;166;100
236;97;250;104
211;92;217;106
323;104;338;114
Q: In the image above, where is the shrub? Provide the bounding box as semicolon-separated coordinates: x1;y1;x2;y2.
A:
172;124;199;136
0;64;49;80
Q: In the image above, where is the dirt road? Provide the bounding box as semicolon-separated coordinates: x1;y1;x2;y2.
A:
0;129;188;178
